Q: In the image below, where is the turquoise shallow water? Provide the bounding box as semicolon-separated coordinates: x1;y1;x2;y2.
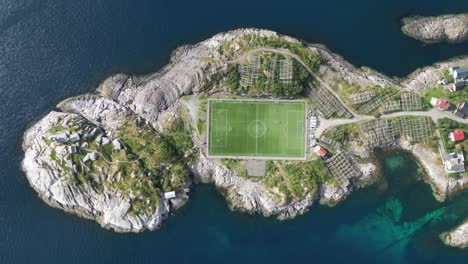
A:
1;0;468;263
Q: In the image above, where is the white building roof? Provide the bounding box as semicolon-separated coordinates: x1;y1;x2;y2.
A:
164;191;176;199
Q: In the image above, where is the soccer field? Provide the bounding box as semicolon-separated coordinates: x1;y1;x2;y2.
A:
207;99;306;159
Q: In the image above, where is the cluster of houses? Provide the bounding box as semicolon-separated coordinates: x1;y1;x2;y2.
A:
441;129;466;173
433;66;467;173
431;66;468;119
49;127;127;173
429;97;468;118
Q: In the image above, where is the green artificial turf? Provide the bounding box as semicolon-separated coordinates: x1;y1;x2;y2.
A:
208;99;306;159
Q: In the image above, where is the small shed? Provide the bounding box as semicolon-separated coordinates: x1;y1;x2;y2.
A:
164;191;176;199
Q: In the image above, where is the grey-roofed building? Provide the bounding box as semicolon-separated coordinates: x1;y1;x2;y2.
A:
453;68;468;81
69;132;80;142
50;132;69;143
454;109;466;118
450;82;466;92
458;102;468;116
68;145;79;154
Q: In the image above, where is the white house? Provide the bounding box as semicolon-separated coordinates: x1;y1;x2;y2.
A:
112;139;123;151
83;151;99;162
101;137;111;145
442;152;465;173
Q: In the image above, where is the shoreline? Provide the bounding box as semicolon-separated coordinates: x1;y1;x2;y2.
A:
21;28;468;238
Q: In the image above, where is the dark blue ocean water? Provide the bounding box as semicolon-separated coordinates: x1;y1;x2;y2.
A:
1;0;468;263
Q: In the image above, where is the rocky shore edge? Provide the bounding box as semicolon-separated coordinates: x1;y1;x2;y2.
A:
401;13;468;44
22;29;468;244
440;219;468;249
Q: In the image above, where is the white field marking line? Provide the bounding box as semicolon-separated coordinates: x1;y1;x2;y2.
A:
302;102;307;157
287;120;305;152
212;118;217;144
297;120;303;137
212;109;228;148
237;110;248;137
226;109;230;148
286;109;290;150
255;103;259;155
224;109;228;149
208;102;212;153
286;110;304;150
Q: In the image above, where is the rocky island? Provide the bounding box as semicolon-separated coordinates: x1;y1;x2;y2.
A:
401;13;468;43
22;29;468;247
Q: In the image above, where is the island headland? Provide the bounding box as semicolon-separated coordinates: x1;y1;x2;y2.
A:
22;29;468;247
401;13;468;44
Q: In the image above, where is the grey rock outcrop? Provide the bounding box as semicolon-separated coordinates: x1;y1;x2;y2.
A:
440;219;468;249
402;14;468;43
57;94;132;133
192;153;319;219
22;111;169;232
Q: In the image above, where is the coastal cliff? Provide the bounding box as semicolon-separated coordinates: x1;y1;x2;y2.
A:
401;14;468;44
22;29;468;238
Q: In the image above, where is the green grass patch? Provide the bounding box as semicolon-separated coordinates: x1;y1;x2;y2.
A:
264;159;334;200
442;68;454;83
49;125;68;134
424;86;468;106
221;159;248;178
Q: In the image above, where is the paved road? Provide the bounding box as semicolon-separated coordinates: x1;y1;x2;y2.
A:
315;109;468;138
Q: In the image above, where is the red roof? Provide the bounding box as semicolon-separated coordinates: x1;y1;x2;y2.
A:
450;130;465;142
314;146;327;157
436;99;451;110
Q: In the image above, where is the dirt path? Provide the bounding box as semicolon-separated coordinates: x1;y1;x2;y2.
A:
276;162;295;195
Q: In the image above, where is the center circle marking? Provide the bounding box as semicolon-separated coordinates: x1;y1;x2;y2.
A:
248;120;266;138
